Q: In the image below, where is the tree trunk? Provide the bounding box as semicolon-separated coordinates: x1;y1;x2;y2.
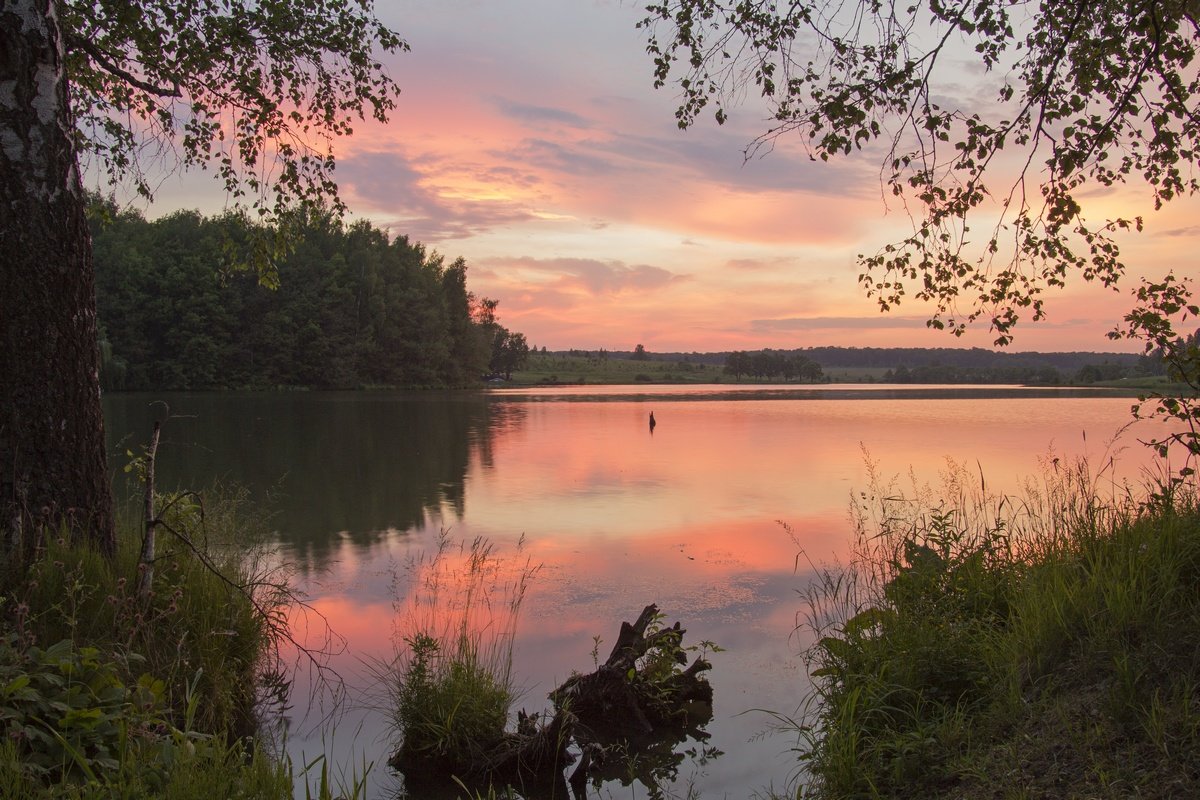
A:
1;0;116;559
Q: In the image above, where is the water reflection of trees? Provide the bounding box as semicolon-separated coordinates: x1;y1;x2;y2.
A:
103;392;528;564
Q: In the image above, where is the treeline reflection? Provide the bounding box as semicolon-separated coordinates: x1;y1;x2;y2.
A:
103;392;524;559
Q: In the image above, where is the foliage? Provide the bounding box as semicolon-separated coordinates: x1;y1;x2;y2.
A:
0;471;385;799
389;535;537;767
508;352;725;385
724;350;824;382
5;484;286;737
91;202;505;390
489;330;531;381
629;611;723;713
790;456;1200;799
639;1;1200;346
0;635;176;787
0;634;366;800
806;345;1153;374
882;362;1063;384
393;631;513;762
1110;273;1200;483
63;0;404;272
0;514;295;797
0;636;295;798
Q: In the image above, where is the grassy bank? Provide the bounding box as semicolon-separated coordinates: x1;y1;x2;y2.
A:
507;353;724;385
0;487;354;799
793;460;1200;799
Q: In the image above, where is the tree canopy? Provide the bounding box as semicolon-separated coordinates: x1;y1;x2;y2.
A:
723;349;824;382
65;0;404;223
91;203;504;390
640;0;1200;345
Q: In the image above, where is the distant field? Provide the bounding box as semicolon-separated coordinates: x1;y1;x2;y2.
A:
508;354;725;385
1090;376;1194;392
505;355;1187;389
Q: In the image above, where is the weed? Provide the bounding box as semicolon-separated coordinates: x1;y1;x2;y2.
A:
0;480;340;798
387;533;538;780
789;452;1200;799
8;484;287;737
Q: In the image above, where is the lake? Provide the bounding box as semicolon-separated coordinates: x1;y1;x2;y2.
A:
103;385;1166;798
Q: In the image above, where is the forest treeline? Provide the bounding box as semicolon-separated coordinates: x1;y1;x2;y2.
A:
881;364;1065;385
92;202;528;391
590;346;1157;375
803;346;1157;375
556;347;1160;385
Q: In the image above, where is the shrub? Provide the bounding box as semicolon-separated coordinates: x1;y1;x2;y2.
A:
394;631;513;760
792;454;1200;799
0;634;294;799
7;486;286;737
389;535;537;774
0;480;311;797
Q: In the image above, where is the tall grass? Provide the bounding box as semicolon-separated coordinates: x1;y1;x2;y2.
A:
0;484;327;797
792;452;1200;799
387;533;538;778
7;484;288;735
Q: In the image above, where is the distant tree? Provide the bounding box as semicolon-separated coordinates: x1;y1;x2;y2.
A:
491;331;530;380
632;344;650;361
789;354;824;383
1034;367;1062;385
750;349;787;380
1075;363;1130;384
723;351;751;381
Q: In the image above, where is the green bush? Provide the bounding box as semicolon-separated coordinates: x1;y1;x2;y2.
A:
0;634;294;799
794;457;1200;799
389;535;535;774
395;631;513;759
8;487;284;736
0;482;319;798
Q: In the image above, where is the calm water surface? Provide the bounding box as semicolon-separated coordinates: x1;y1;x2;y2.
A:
103;385;1162;798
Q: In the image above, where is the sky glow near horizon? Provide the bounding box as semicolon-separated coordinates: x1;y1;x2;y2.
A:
139;0;1200;354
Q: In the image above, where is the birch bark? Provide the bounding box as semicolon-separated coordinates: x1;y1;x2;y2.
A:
1;0;116;558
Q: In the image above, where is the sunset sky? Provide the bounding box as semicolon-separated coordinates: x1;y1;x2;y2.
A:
144;0;1200;354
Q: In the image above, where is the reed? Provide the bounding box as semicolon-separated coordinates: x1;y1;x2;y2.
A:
791;453;1200;799
0;483;316;797
388;533;538;775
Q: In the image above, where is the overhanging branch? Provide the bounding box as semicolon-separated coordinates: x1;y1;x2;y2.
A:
69;36;181;98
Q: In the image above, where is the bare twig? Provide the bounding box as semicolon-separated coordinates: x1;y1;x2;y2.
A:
135;419;161;600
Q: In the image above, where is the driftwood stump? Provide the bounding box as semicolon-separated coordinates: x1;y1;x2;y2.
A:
391;604;714;799
550;603;712;744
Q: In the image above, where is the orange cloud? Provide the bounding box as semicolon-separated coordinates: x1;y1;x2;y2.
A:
141;0;1198;353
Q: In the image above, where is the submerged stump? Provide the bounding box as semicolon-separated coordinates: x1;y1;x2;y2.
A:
391;603;714;798
550;603;712;744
